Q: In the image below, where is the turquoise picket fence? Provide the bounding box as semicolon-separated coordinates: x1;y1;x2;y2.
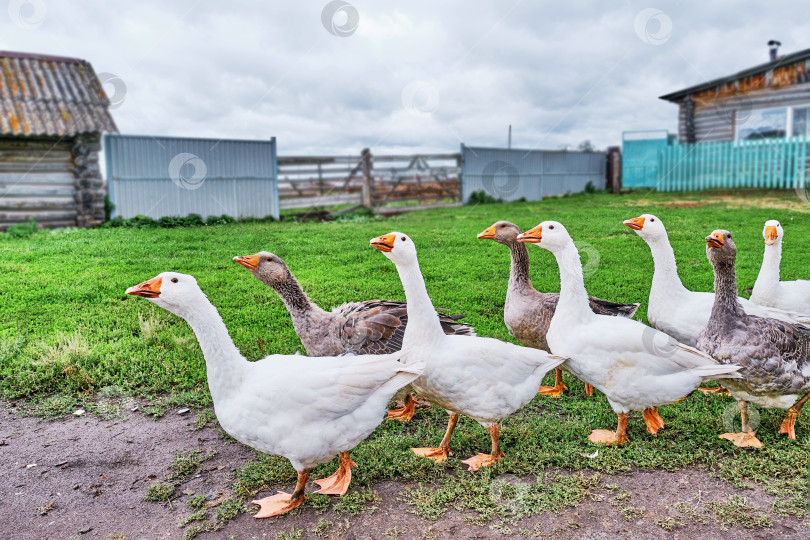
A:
657;136;808;192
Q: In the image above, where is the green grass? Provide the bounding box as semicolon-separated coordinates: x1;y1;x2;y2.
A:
1;188;809;526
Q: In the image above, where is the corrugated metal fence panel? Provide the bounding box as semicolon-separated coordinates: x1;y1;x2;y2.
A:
105;134;278;220
0;137;77;230
460;145;606;203
657;136;807;191
622;131;670;188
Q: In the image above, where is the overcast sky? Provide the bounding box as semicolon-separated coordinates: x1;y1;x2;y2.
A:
2;1;807;155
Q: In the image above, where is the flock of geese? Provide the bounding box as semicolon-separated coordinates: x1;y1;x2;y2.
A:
125;214;810;518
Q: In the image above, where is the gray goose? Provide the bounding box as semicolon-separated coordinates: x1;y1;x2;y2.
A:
478;221;640;397
697;230;810;448
233;252;475;420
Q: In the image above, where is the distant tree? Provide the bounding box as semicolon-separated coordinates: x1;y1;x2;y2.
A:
578;140;597;152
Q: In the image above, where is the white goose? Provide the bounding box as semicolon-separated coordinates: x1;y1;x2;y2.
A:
750;220;810;314
518;222;742;445
126;273;423;517
370;232;566;470
624;214;810;347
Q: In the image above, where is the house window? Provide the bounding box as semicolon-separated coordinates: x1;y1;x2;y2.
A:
736;107;787;140
793;106;809;137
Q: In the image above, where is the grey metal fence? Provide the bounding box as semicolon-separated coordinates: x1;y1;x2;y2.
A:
104;134;279;220
460;144;606;203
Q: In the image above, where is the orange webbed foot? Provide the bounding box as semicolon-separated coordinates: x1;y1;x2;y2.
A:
251;492;304;518
642;408;665;436
538;382;567;398
719;431;762;448
588;429;629;446
411;447;451;463
461;451;504;472
585;383;594;397
387;395;416;422
314;456;356;496
778;414;798;440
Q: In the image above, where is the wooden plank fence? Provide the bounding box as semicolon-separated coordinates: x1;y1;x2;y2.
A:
658;136;808;192
278;149;461;212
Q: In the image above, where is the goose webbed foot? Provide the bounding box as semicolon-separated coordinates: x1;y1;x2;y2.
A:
642;407;665;436
314;452;356;495
252;470;308;518
462;425;504;471
588;413;630;445
719;430;762;448
538;368;567;398
778;393;809;440
387;394;416;422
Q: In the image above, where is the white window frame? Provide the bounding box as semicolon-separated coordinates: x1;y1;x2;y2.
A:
734;104;810;140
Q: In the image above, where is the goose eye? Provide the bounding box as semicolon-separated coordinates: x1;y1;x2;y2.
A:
650;218;655;222
171;278;178;283
499;224;505;228
401;236;406;242
727;234;732;239
549;225;554;230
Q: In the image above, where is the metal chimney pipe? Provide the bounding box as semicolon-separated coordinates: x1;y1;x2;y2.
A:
768;40;781;62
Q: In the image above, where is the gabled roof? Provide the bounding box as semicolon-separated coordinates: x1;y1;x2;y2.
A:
0;51;118;137
660;47;810;103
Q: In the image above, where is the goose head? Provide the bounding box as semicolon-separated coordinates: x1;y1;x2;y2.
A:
370;232;417;266
233;251;291;286
477;221;521;245
517;220;571;253
623;214;667;242
762;219;782;246
126;272;204;317
705;229;737;266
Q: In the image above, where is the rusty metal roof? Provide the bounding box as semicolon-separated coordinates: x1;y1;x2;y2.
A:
0;51;118;137
660;47;810;103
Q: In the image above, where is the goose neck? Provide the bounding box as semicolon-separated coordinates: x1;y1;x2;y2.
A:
647;236;687;294
553;243;592;318
395;259;446;346
710;259;745;324
754;241;781;293
174;297;246;404
271;274;320;316
507;241;533;292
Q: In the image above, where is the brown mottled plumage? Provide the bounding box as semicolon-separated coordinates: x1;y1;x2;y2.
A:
234;251;474;357
697;230;810;446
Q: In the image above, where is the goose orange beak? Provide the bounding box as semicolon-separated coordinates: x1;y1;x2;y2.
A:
233;254;260;270
126;276;162;298
370;233;396;252
706;231;724;249
477;224;497;240
623;216;645;230
763;225;778;246
517;226;542;243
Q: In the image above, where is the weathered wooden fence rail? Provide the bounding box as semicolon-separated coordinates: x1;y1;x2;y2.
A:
278;150;462;212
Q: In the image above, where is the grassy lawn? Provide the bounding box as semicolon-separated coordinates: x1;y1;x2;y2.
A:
1;188;808;528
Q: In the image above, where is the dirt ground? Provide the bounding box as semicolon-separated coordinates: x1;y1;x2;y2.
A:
1;401;807;540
